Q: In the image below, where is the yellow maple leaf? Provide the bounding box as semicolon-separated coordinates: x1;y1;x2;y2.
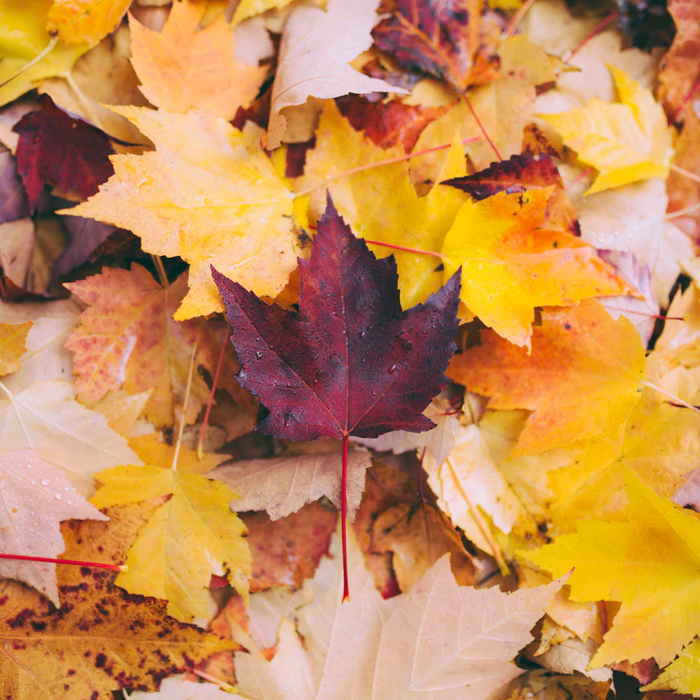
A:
643;637;700;695
129;2;266;120
442;191;635;347
92;450;250;623
297;101;468;307
449;301;646;455
541;65;673;194
0;321;31;377
63;107;298;320
46;0;132;47
523;468;700;669
0;0;87;106
232;0;297;25
129;434;227;476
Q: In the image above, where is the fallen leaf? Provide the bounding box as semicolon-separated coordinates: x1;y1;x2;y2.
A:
506;669;611;700
65;264;235;428
52;214;116;281
211;450;371;520
92;459;251;623
0;502;235;699
667;110;700;241
93;389;153;437
523;468;700;668
370;500;476;591
372;0;498;91
128;434;227;476
656;0;700;119
131;675;244;699
498;34;559;87
266;0;406;149
231;0;297;25
0;379;141;495
129;2;266;120
0;147;29;223
13;95;114;211
448;301;646;455
0;0;87;107
0;320;31;376
47;0;132;47
441;189;633;347
64;108;299;320
643;637;700;696
235;525;563;699
541;65;673;194
0;449;107;603
242;502;337;591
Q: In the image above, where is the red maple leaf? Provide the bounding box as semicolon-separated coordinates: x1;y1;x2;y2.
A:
13;95;114;212
212;198;460;598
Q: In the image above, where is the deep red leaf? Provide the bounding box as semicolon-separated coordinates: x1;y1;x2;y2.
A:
13;96;114;212
213;198;460;441
213;197;460;598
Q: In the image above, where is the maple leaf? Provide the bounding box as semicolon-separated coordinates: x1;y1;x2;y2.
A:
541;65;673;194
266;0;407;149
372;0;498;91
448;301;646;455
0;379;141;495
64;108;299;320
298;101;468;307
441;189;634;347
92;439;251;623
131;675;243;699
235;526;563;699
442;153;579;235
0;502;236;699
0;148;29;223
64;264;239;428
213;198;460;596
0;0;87;107
211;450;372;520
667;110;700;240
13;95;114;211
128;434;228;476
52;215;116;282
0;320;31;376
129;2;266;121
0;449;107;603
46;0;132;48
232;0;297;25
507;671;611;700
523;468;700;668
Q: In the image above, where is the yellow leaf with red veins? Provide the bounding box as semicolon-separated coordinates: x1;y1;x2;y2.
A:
65;264;234;429
129;2;266;120
441;190;635;347
63;108;298;320
0;321;31;376
448;301;646;455
541;65;673;194
47;0;132;47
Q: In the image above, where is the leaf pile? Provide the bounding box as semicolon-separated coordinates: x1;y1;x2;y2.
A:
0;0;699;698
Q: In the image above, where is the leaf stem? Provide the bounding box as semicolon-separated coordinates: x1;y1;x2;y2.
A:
172;342;199;470
464;93;502;161
643;381;700;416
292;137;483;198
666;202;700;220
341;433;350;602
191;669;238;692
563;10;619;63
197;332;228;459
151;254;169;287
503;0;537;38
671;164;700;184
363;239;445;259
565;166;595;190
0;553;126;572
